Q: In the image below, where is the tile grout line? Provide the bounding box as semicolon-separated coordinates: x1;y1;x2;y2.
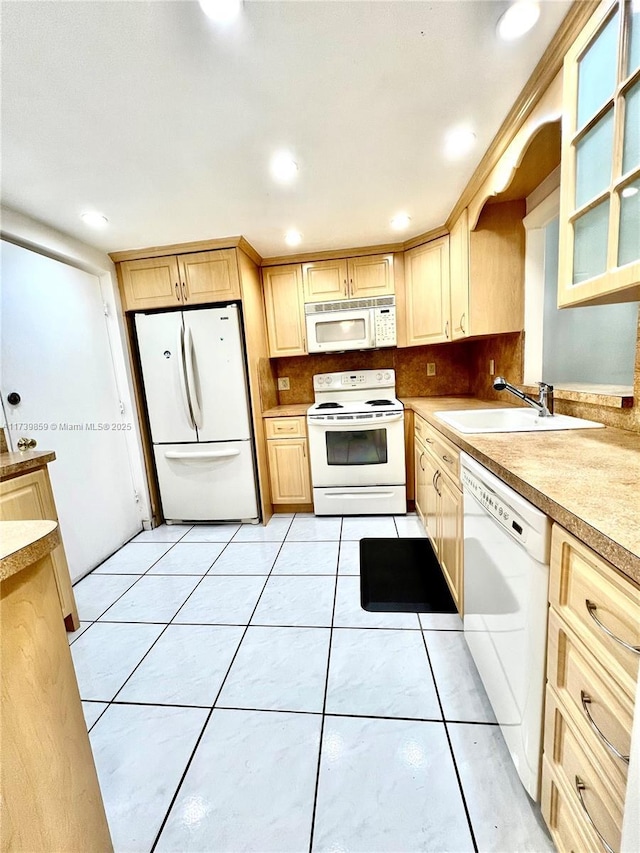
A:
307;515;342;853
148;514;296;853
419;629;479;853
85;537;245;706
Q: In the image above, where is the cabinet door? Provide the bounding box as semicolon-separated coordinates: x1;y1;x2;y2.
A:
302;259;349;302
414;439;427;526
0;469;78;627
267;439;311;504
437;472;463;612
263;265;306;357
401;236;451;346
119;256;182;311
449;210;469;340
558;0;640;306
348;254;394;298
422;449;440;552
179;250;240;305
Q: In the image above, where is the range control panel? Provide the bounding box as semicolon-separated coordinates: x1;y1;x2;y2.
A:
313;369;395;390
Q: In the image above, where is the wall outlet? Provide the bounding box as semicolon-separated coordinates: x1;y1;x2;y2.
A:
489;359;495;376
277;377;290;391
426;363;436;377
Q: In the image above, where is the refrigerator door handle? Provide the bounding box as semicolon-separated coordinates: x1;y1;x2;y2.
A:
164;449;241;460
176;323;195;430
184;324;203;430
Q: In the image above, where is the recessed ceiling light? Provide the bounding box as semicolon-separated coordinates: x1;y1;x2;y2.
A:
497;1;541;41
80;211;109;228
285;229;302;247
444;126;477;160
390;213;411;231
270;152;298;184
621;185;639;198
199;0;242;23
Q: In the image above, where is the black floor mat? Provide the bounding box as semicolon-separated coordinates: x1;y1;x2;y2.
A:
360;538;457;613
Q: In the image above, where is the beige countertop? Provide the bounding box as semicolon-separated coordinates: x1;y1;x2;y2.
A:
262;404;311;418
0;520;60;581
0;449;56;480
402;397;640;585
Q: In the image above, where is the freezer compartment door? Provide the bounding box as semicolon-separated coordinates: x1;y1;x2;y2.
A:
154;441;258;522
184;305;252;442
135;312;196;443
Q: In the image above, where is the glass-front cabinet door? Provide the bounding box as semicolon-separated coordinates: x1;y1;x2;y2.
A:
558;0;640;306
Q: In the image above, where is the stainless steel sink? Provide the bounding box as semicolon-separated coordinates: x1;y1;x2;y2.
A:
434;408;605;434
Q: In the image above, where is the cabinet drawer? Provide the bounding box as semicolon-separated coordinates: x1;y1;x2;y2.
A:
543;687;623;853
265;416;307;439
414;414;429;444
547;609;632;785
423;422;460;483
541;757;602;853
549;525;640;699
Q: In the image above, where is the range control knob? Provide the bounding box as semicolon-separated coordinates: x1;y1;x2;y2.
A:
317;377;324;385
384;372;391;380
326;377;333;385
376;373;382;380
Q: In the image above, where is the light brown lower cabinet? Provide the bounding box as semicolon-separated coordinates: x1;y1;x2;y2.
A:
265;416;312;505
541;523;639;852
2;530;112;852
414;415;463;613
0;464;79;630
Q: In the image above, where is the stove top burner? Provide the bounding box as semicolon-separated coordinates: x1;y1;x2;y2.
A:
316;402;343;409
366;399;393;406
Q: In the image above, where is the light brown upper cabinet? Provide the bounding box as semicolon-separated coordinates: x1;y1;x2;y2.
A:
262;264;307;358
558;0;640;306
119;249;240;311
302;254;395;303
449;209;470;340
398;236;451;346
468;200;526;336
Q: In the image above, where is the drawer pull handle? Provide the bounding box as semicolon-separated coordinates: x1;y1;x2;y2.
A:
419;452;425;472
586;600;640;655
580;691;630;764
442;454;454;464
574;776;615;853
425;437;434;444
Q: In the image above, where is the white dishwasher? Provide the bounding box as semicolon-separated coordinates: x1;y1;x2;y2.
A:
461;453;551;800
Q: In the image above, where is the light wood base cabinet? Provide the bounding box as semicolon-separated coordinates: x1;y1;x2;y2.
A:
413;414;463;613
0;466;79;630
1;542;112;852
541;523;639;851
265;416;312;505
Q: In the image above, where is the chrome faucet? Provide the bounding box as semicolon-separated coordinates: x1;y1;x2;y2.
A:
493;376;554;418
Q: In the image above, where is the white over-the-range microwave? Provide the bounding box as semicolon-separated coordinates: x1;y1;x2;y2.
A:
305;296;396;353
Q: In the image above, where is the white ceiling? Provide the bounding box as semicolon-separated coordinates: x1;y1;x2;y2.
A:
1;0;571;259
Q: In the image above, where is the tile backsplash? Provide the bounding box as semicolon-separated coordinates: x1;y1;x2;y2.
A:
272;324;640;434
273;333;524;405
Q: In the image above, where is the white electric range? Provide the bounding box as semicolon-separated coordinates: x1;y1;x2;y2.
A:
307;369;406;515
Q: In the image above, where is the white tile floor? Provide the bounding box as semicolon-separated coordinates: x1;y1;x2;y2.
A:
70;513;553;853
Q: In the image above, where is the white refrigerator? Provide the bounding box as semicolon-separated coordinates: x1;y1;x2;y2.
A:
135;305;258;522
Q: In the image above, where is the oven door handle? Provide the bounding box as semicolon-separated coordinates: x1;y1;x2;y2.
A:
307;413;404;428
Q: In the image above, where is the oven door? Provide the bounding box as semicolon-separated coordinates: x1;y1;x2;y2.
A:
307;413;405;487
305;308;374;353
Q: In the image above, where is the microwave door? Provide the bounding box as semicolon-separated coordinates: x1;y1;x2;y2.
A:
307;310;370;353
